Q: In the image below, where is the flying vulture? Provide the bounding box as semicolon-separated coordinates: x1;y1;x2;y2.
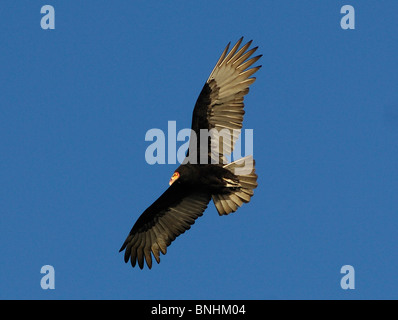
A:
120;37;262;269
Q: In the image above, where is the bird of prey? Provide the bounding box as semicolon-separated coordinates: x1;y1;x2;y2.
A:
120;37;261;269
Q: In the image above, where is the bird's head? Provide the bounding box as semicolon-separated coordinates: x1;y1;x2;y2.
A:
169;164;198;186
169;171;180;186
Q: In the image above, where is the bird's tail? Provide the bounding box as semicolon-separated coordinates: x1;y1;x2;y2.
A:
212;155;258;215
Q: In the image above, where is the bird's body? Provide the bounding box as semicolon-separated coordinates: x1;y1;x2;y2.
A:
175;163;239;193
120;37;262;269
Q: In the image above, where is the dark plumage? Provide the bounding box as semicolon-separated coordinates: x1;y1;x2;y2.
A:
120;37;261;269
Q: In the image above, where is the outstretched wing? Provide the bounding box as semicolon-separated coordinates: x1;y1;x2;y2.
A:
186;37;262;165
119;184;211;269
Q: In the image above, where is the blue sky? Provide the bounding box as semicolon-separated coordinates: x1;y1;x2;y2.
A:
1;1;397;299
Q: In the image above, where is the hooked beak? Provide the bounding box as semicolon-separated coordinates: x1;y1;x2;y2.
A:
169;172;180;186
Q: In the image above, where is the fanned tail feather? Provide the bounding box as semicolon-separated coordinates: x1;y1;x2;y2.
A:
212;155;257;215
